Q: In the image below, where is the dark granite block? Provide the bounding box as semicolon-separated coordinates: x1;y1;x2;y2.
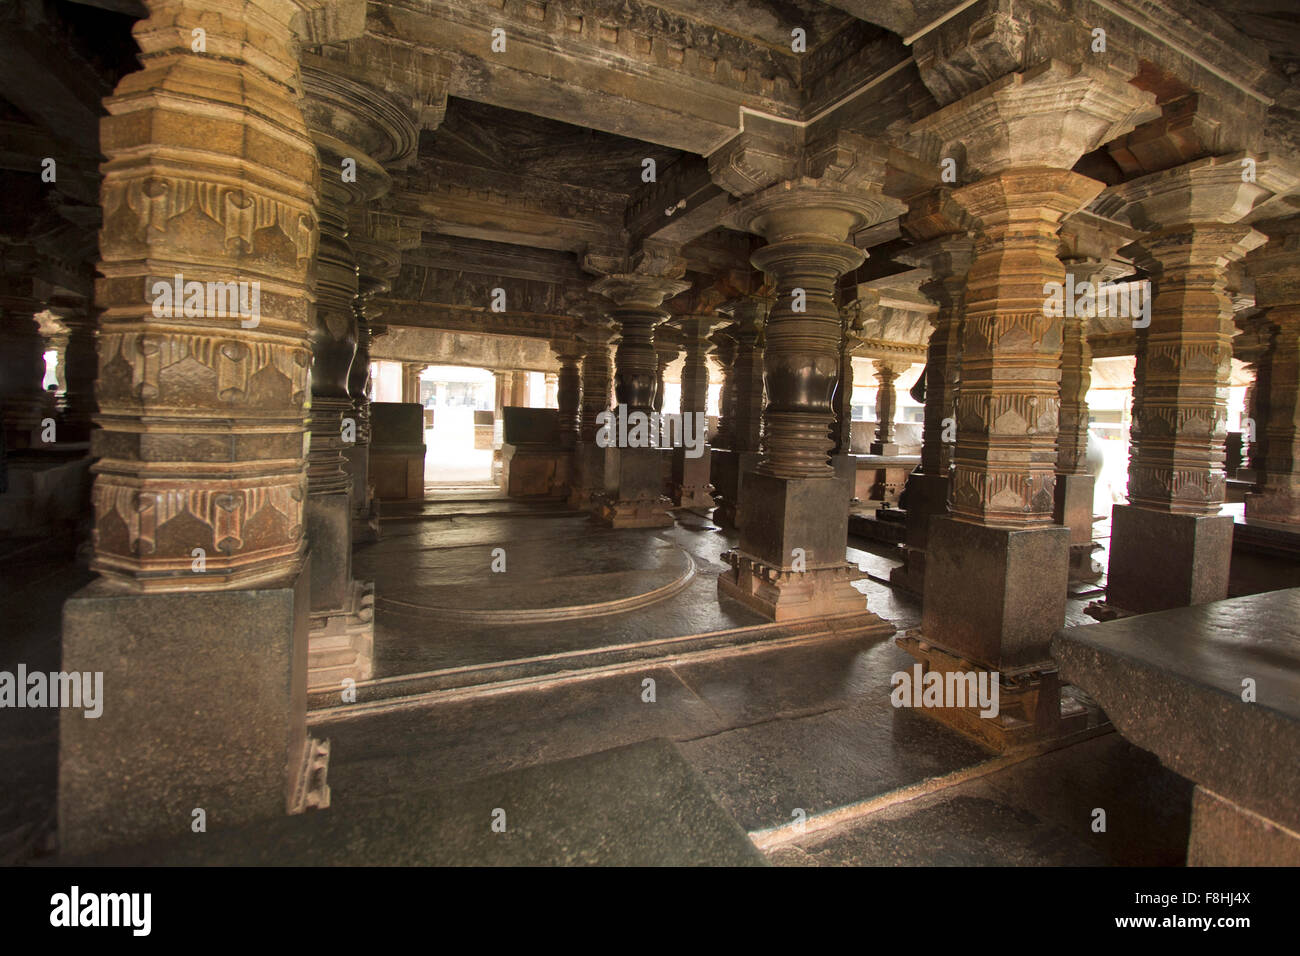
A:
1107;505;1232;613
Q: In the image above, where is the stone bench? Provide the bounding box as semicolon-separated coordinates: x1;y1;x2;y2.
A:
1052;589;1300;865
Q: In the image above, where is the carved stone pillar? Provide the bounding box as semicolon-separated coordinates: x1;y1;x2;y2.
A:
347;233;399;541
401;362;423;404
1104;155;1286;613
591;274;687;527
671;315;720;508
710;297;767;527
889;225;973;597
57;305;97;443
869;360;905;455
0;245;47;451
906;60;1156;748
716;173;902;622
554;341;583;449
710;330;737;451
830;305;858;458
512;370;530;407
1244;217;1300;527
568;318;615;510
62;0;328;855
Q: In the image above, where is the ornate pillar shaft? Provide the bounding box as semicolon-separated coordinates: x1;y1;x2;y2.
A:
569;320;614;510
59;307;98;441
1104;154;1284;614
871;360;905;452
402;363;423;403
0;250;51;450
831;313;855;456
889;229;972;597
752;224;865;479
553;342;582;448
591;274;688;527
63;0;326;855
710;331;737;450
1056;258;1103;479
672;314;720;508
709;298;766;527
1245;218;1300;525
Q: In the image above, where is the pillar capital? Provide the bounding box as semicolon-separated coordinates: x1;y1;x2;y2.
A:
914;60;1157;178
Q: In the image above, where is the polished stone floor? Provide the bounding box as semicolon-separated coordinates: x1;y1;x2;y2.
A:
1;495;1221;865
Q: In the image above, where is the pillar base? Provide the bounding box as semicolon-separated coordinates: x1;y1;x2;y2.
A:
597;445;673;527
308;578;375;691
305;490;353;614
1053;473;1102;584
1105;505;1232;614
1187;785;1300;866
717;549;888;626
59;561;314;856
567;442;606;510
869;441;900;456
671;446;714;509
920;517;1069;671
710;449;760;528
896;633;1088;752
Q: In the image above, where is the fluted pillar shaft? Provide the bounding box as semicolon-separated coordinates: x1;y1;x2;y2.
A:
710;331;737;450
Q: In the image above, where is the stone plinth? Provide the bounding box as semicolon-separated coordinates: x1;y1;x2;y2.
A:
1053;588;1300;865
711;449;760;528
1106;505;1233;613
59;564;320;856
596;445;673;528
1053;472;1101;582
671;447;714;509
921;518;1070;672
890;471;950;596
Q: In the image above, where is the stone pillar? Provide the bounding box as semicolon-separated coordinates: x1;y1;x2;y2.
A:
512;370;530;407
710;330;737;452
61;0;328;855
591;275;688;527
717;177;901;621
1105;155;1281;614
1244;217;1300;526
889;229;973;596
869;360;904;455
0;247;47;451
907;60;1155;748
401;362;423;404
544;371;559;409
710;297;767;527
568;320;615;509
653;341;677;415
554;342;583;449
671;315;720;508
1054;256;1102;583
347;234;399;541
57;305;97;443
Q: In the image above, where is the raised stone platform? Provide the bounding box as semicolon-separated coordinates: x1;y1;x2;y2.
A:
374;534;695;624
1052;588;1300;865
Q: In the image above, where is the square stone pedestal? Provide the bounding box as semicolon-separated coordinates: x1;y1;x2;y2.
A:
305;490;352;614
59;562;328;856
344;444;380;543
717;471;885;624
595;445;673;528
909;519;1076;750
1106;505;1232;614
921;518;1069;670
890;472;949;596
870;441;900;456
710;449;760;528
671;446;714;509
568;442;606;510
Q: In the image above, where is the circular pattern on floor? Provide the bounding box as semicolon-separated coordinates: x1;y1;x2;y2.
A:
374;533;697;623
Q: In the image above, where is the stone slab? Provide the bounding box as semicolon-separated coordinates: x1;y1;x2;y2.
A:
1052;588;1300;834
737;471;849;571
61;739;766;866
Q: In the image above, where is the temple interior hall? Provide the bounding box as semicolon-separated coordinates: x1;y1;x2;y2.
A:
2;0;1300;868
